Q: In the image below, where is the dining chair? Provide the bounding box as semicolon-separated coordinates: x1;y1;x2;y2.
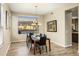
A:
26;33;31;47
37;34;47;54
28;33;40;51
28;33;34;50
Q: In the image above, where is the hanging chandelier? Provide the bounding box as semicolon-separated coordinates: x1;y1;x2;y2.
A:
31;6;41;26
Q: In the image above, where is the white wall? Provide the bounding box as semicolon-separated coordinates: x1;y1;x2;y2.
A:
0;4;11;56
11;15;26;42
65;12;72;47
11;13;44;42
44;4;79;47
44;10;66;47
38;16;45;34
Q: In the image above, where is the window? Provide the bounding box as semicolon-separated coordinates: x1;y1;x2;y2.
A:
18;16;39;34
0;3;3;45
0;4;1;26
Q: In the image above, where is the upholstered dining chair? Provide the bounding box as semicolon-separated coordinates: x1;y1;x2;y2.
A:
26;33;31;47
37;34;47;54
28;33;34;50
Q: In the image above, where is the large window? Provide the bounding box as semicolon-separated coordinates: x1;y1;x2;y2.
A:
0;4;3;45
0;4;1;26
18;21;37;31
18;16;38;34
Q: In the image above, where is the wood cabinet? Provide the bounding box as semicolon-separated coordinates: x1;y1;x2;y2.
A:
72;32;78;43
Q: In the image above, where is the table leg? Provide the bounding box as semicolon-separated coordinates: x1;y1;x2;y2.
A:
34;41;36;55
49;39;51;51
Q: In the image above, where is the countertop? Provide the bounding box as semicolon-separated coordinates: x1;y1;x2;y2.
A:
72;32;78;34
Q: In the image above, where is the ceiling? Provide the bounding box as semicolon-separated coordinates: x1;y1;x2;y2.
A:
8;3;75;15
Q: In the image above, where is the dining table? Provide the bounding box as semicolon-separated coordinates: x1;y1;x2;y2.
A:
31;35;51;55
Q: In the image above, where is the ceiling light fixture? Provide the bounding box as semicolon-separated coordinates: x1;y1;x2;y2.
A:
31;6;41;26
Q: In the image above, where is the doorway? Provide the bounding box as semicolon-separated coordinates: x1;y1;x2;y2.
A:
65;6;78;52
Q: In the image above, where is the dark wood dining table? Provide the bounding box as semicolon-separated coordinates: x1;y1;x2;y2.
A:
32;37;51;55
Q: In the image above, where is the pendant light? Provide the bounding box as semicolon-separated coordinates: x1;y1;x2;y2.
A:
31;5;41;26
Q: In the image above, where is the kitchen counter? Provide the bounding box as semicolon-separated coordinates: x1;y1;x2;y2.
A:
72;32;78;34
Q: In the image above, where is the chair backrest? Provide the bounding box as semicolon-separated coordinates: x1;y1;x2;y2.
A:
39;34;47;45
29;33;34;43
29;33;33;38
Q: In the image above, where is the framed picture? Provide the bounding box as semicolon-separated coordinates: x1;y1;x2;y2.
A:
47;20;57;32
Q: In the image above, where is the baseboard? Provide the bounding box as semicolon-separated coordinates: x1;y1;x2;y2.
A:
65;44;72;47
51;40;66;47
6;42;11;56
51;40;72;48
11;40;26;43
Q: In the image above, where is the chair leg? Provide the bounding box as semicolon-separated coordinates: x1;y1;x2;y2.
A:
30;43;32;51
46;46;47;52
30;47;31;51
39;47;41;54
30;45;32;51
42;46;43;50
36;46;38;51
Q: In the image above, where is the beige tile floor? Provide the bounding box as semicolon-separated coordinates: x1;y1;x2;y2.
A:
7;41;79;56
